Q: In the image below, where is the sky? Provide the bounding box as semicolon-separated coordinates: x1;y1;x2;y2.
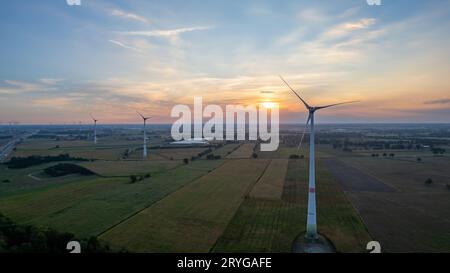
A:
0;0;450;124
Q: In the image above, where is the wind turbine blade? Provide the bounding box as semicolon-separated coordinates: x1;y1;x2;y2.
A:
136;111;145;120
279;75;311;109
316;100;360;110
89;114;97;122
297;114;311;154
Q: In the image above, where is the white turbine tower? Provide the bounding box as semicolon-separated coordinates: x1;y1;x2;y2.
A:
137;111;151;159
90;114;98;144
280;76;358;240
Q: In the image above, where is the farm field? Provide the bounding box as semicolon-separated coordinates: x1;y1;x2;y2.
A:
214;158;371;253
257;144;332;159
0;159;223;238
1;124;449;253
226;143;256;159
100;159;270;252
0;163;91;197
11;138;147;161
79;160;180;177
249;159;289;200
155;147;210;160
125;148;169;161
212;143;241;158
330;156;450;252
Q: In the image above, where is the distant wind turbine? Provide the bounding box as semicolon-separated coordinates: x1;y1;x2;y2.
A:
280;75;359;240
90;114;98;144
137;111;151;159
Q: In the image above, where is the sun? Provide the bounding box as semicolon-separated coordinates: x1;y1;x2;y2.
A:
260;101;277;109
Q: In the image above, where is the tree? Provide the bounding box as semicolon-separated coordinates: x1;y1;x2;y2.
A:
0;213;111;253
183;158;189;164
424;178;433;185
417;157;422;162
252;153;258;159
130;175;137;184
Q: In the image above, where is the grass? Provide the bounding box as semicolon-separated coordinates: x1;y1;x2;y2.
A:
100;159;270;252
0;162;90;197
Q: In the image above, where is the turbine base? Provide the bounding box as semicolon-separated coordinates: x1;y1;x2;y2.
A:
292;233;336;253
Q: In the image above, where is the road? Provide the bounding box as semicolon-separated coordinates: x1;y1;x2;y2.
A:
0;131;38;163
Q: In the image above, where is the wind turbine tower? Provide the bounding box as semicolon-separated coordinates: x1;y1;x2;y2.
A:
90;115;98;144
280;76;358;240
137;111;151;159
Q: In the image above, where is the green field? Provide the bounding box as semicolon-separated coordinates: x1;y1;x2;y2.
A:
79;160;180;177
0;159;223;238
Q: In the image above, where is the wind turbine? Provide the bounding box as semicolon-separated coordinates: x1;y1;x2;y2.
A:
90;114;98;144
137;111;151;159
280;76;358;240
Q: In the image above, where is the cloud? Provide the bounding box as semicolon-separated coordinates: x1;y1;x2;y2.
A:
0;78;66;96
39;78;63;85
117;26;213;38
424;98;450;105
32;98;74;108
111;9;148;23
323;18;376;40
297;8;329;23
0;80;55;94
108;39;140;51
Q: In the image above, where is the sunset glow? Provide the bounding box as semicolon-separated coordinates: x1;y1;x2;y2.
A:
0;1;449;124
261;102;278;109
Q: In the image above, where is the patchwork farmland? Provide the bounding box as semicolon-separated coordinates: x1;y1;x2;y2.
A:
1;124;449;253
